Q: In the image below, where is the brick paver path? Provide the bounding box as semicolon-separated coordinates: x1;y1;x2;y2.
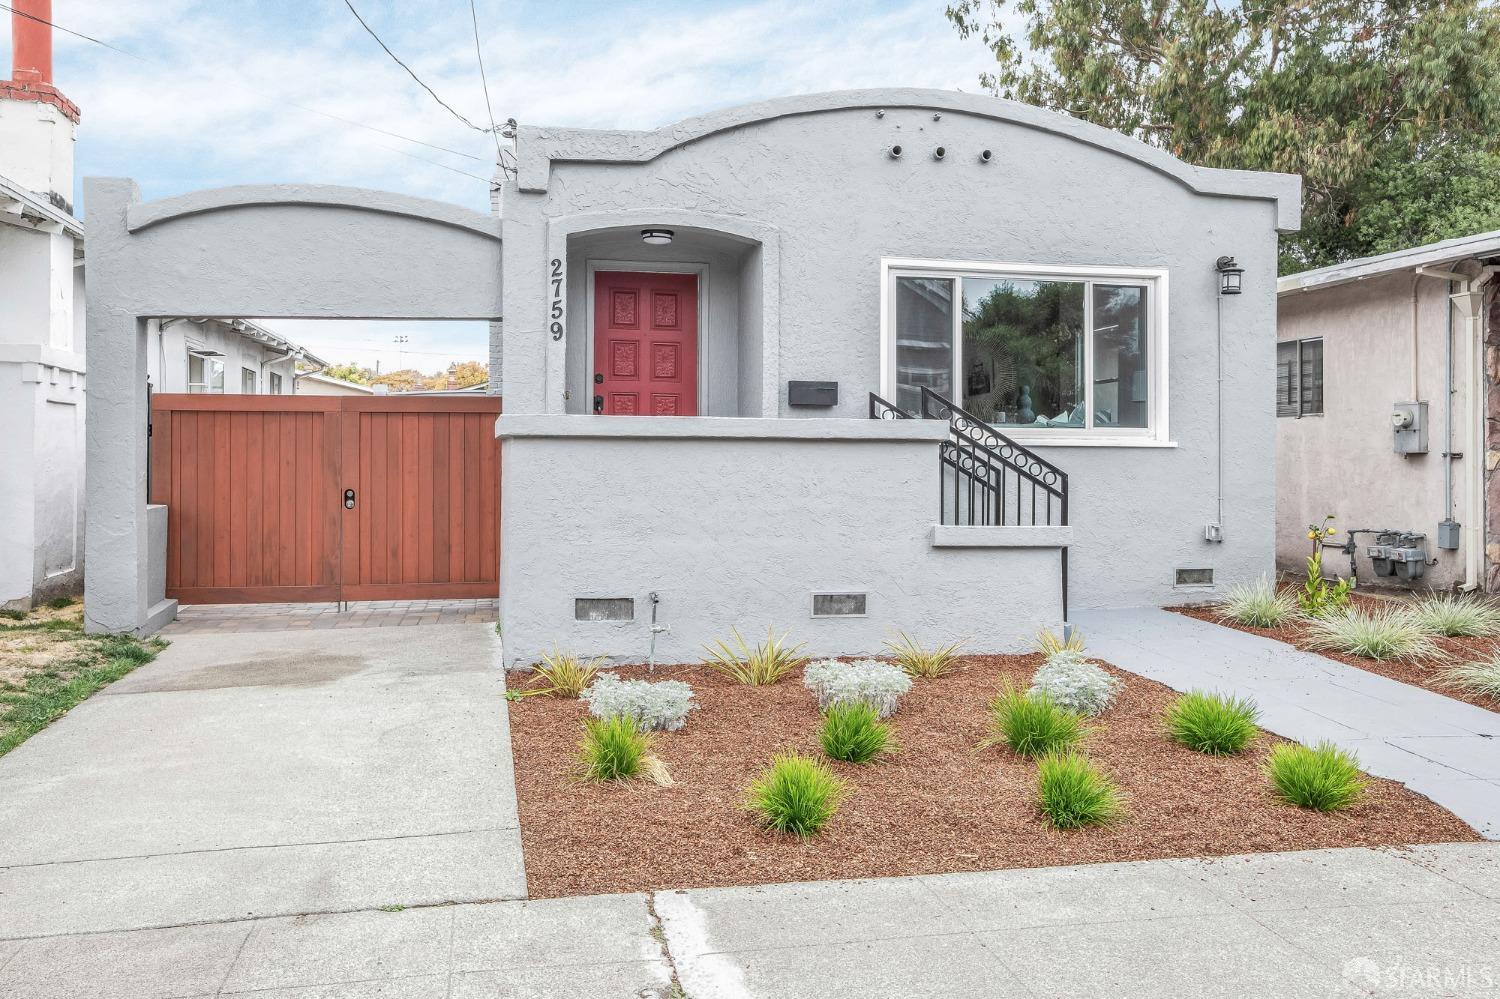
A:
161;599;499;634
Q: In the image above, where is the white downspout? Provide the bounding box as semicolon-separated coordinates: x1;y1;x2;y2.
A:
1459;267;1498;589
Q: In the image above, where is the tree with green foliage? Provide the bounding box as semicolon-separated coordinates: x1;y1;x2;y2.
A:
945;1;1500;272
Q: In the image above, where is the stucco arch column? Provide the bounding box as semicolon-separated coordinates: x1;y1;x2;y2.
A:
537;209;781;418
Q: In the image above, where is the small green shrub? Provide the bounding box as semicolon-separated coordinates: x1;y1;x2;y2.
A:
1411;594;1500;638
1218;577;1297;628
1035;627;1085;655
524;647;604;698
702;627;807;685
1265;741;1368;811
1036;752;1123;829
1303;608;1438;662
745;751;847;836
1029;652;1121;716
985;683;1085;758
884;631;965;678
0;609;25;622
803;658;910;717
1298;516;1353;617
1437;656;1500;699
577;716;651;782
819;703;896;763
1165;690;1261;755
45;596;76;610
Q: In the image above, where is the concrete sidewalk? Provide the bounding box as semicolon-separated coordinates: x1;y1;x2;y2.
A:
1075;607;1500;839
1;843;1495;998
0;623;525;939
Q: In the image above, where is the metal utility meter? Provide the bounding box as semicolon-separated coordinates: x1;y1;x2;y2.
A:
1392;402;1428;455
1367;531;1428;581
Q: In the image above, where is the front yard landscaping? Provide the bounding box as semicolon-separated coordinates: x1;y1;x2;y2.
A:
507;637;1477;899
1174;582;1500;712
0;600;166;757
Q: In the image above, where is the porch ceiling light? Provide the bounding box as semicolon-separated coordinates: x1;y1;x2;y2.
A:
1215;255;1244;295
641;228;674;245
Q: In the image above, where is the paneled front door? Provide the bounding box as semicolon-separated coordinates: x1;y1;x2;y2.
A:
592;271;699;416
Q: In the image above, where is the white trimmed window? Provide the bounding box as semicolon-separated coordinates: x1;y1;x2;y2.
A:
187;350;225;394
881;259;1168;443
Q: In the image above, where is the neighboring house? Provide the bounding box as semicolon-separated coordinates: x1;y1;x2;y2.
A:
296;371;376;396
145;318;325;395
85;89;1298;653
1277;231;1499;591
0;4;84;609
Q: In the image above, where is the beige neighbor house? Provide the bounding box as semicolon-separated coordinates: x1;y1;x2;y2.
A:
1277;230;1500;591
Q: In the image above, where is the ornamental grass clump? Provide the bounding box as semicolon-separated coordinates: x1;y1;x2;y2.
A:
884;631;965;678
1036;751;1124;830
745;751;847;836
1035;627;1085;655
1028;651;1121;717
818;702;896;764
802;658;912;718
1265;741;1368;812
577;716;651;782
985;682;1085;758
523;647;604;698
702;627;807;685
1437;656;1500;700
581;673;696;731
1218;576;1298;629
1303;607;1438;662
1165;690;1260;756
1410;594;1500;638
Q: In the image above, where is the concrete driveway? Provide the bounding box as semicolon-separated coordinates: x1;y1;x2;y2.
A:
0;622;524;939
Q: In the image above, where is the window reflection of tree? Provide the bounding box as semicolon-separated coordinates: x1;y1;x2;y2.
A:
962;280;1085;427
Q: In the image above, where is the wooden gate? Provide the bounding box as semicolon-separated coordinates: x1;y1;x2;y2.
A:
149;394;501;604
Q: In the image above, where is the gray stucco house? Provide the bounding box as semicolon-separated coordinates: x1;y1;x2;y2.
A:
83;89;1299;663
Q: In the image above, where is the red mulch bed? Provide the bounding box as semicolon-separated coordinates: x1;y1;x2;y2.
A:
1170;595;1500;713
507;656;1478;899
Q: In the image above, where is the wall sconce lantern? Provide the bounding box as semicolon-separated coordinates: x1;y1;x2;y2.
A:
1215;255;1244;295
641;228;674;245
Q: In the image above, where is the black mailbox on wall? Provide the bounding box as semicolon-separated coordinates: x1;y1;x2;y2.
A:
787;380;838;407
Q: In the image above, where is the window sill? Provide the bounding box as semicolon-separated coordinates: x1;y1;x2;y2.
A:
1004;436;1178;449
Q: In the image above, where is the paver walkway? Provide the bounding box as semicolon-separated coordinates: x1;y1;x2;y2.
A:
162;598;499;634
1;843;1496;997
0;623;524;940
1075;607;1500;839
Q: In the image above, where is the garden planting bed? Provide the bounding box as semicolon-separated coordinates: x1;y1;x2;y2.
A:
507;653;1478;899
1170;596;1500;713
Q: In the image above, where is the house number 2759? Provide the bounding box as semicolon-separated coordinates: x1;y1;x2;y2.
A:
549;258;564;341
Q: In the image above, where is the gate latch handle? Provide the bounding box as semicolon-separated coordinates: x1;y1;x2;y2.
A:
343;488;356;509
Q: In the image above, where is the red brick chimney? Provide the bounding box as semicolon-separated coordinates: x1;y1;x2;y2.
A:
3;0;79;123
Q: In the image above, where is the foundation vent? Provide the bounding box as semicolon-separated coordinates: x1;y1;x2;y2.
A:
811;592;867;618
1174;568;1214;587
575;597;634;622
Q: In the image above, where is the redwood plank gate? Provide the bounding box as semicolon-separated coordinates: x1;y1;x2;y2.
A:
149;394;501;604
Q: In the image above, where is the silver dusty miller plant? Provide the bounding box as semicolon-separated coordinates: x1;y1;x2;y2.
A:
581;672;697;731
1028;650;1121;717
802;658;912;718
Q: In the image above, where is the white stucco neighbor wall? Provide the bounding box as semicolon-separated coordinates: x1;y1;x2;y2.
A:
145;319;299;394
497;416;1067;665
1277;272;1477;589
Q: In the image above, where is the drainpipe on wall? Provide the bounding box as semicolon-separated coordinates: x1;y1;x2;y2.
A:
1454;266;1499;589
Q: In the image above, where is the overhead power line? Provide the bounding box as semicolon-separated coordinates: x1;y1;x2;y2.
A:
341;0;488;133
468;0;506;172
0;2;489;169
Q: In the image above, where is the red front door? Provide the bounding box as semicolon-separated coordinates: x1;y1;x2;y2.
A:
593;271;698;416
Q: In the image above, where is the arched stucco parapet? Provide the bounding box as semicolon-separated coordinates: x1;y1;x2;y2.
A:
126;184;504;241
517;88;1301;232
541;208;782;418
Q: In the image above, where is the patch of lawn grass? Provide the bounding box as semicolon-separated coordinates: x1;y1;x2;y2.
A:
0;632;166;758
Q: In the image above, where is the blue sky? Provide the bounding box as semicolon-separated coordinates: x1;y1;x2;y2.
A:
6;1;996;370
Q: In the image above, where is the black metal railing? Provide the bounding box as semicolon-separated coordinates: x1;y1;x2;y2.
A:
870;387;1071;619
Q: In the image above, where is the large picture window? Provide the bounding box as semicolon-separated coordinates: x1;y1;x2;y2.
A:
884;261;1166;441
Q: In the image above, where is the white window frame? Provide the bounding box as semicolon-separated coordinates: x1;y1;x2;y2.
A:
186;348;225;394
879;257;1171;447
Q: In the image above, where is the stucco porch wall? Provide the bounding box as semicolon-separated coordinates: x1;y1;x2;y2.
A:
496;416;1065;666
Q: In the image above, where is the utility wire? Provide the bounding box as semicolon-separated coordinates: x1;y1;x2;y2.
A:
0;1;489;167
467;0;506;175
340;0;488;133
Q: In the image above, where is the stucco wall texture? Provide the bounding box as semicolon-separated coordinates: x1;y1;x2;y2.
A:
1277;273;1476;590
497;420;1066;665
500;91;1295;615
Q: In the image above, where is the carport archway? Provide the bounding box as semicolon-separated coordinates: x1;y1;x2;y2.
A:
84;180;503;634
